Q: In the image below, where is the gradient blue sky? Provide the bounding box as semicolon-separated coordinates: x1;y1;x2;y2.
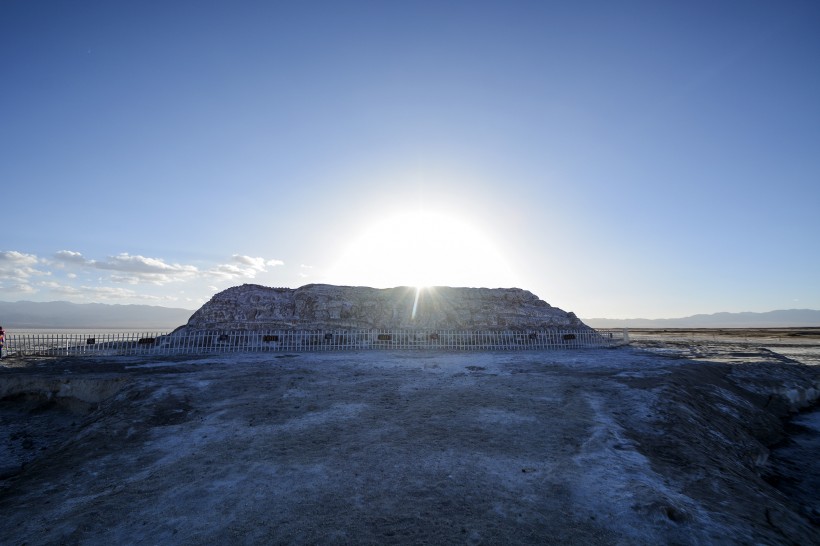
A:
2;1;819;319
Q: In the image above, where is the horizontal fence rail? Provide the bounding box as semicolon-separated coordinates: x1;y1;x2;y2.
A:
3;329;629;358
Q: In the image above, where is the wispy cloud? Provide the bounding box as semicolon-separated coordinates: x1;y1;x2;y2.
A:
8;282;37;294
2;249;287;304
0;251;50;293
52;251;285;282
39;280;140;301
54;250;199;285
0;250;49;280
54;250;86;265
99;254;199;285
208;254;284;280
298;263;314;278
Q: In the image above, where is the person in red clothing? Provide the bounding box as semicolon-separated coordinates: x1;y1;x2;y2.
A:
0;326;5;359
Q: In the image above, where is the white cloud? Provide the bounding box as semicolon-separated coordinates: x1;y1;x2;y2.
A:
209;264;251;280
55;251;199;285
0;250;48;281
97;253;198;275
207;255;285;280
232;255;266;269
78;285;141;301
1;251;39;265
55;250;88;265
54;251;284;283
6;250;288;304
298;264;314;280
42;280;139;301
47;284;81;296
11;282;37;294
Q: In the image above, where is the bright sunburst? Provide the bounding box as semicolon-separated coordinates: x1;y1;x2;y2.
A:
327;211;517;290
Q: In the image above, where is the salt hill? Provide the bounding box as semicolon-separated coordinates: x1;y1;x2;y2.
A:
178;284;589;332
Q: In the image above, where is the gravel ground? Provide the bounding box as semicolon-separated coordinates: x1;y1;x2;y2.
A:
1;338;819;544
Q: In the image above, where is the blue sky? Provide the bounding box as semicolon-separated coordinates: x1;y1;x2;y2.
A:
2;1;819;319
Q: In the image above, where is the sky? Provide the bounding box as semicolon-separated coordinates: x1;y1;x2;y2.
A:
2;1;819;319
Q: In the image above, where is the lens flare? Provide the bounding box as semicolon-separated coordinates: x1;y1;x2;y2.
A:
327;211;517;290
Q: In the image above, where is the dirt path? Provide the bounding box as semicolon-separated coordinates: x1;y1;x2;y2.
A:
1;347;818;544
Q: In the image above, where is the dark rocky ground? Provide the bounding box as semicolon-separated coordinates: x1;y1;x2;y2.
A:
1;331;818;544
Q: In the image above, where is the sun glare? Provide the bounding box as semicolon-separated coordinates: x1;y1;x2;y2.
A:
328;211;517;290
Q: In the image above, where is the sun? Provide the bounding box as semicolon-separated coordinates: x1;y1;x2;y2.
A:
327;211;517;289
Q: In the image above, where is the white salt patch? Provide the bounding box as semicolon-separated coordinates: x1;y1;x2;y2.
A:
279;402;368;432
572;393;716;542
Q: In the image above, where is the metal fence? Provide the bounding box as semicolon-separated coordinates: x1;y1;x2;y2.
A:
2;329;628;357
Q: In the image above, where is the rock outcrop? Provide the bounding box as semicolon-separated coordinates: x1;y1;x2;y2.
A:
180;284;589;331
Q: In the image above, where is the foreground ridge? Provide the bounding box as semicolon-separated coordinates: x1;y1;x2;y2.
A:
1;338;818;544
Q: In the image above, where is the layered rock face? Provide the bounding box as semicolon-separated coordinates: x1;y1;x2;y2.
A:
181;284;589;331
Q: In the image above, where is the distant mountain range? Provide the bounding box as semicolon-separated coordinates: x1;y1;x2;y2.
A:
584;309;820;329
0;301;194;329
1;301;818;330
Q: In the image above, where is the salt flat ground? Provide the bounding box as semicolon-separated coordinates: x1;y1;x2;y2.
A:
629;328;820;366
1;336;819;545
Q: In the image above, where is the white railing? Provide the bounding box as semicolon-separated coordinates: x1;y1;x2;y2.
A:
3;332;169;357
2;328;628;358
